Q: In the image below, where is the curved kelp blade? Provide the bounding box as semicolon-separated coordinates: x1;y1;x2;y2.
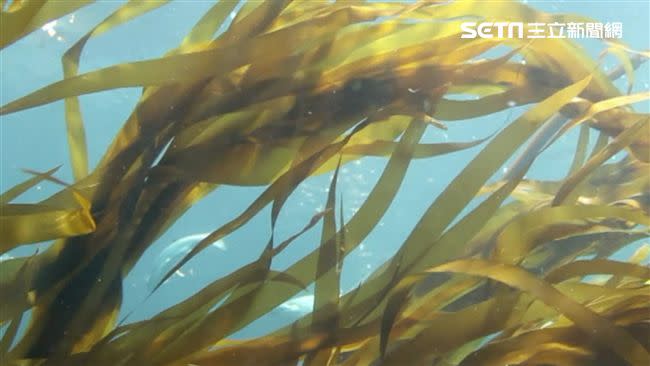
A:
553;117;649;205
545;259;650;284
0;3;402;116
150;119;372;294
0;0;93;49
148;118;427;364
0;192;95;251
336;74;594;330
420;259;650;366
0;166;60;204
312;154;343;332
494;204;650;265
61;0;171;181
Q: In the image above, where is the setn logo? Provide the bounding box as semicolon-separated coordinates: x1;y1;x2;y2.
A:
461;22;524;39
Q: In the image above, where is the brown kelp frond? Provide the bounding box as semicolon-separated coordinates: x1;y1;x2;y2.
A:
0;168;95;250
1;0;649;365
0;0;93;49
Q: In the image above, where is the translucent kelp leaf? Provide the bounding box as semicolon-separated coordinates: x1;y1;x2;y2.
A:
494;204;650;265
553;117;649;205
146;233;227;292
0;192;95;251
0;0;92;49
0;166;60;204
61;1;171;181
425;259;650;366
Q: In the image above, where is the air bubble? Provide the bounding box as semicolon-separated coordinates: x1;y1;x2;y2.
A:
41;20;57;37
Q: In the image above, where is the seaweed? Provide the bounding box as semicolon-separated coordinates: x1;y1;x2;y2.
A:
1;1;649;365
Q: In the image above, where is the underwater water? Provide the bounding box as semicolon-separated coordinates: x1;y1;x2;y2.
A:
1;1;649;365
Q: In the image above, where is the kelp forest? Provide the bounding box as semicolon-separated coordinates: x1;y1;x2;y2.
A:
1;1;649;365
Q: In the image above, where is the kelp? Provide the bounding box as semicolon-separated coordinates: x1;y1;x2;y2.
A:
0;0;649;365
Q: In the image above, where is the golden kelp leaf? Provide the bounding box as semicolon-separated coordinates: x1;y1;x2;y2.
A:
503;53;643;182
438;260;650;365
568;124;591;174
122;181;219;273
548;90;650;147
392;75;594;275
494;204;650;265
177;1;238;51
603;44;636;94
459;327;600;366
378;176;529;360
421;259;650;366
311;115;413;175
545;259;650;283
305;156;343;365
0;0;92;49
0;49;238;114
61;1;171;181
0;166;60;204
0;3;402;116
0;252;38;325
382;280;649;365
156;118;426;363
320;76;590;337
112;237;279;361
342;138;488;159
0;199;95;251
463;292;650;365
0;312;23;356
91;262;261;361
146;243;278;363
274;209;332;256
313;155;342;331
380;273;426;358
464;200;540;258
152;119;371;293
628;243;650;263
90;216;317;364
553;117;649;205
141;124;372;360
